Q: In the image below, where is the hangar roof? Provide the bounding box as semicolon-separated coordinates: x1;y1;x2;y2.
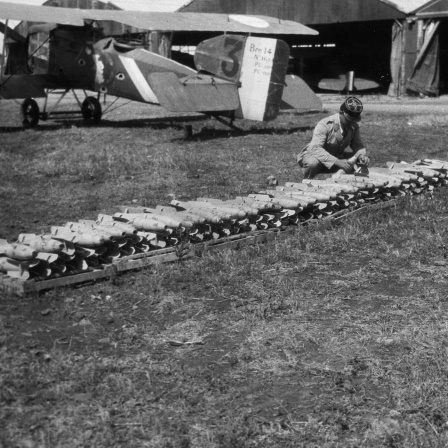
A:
379;0;432;14
0;0;436;17
0;0;194;11
109;0;194;12
415;0;448;17
180;0;407;24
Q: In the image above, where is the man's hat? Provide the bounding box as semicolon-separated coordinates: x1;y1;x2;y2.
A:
340;96;363;122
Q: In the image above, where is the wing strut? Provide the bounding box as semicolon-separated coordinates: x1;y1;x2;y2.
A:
41;89;71;120
0;20;26;43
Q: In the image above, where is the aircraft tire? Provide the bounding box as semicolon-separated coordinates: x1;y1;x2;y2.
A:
82;97;102;123
20;98;40;128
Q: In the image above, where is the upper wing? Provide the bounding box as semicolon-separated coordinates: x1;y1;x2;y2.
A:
0;1;317;35
86;11;318;35
0;2;85;26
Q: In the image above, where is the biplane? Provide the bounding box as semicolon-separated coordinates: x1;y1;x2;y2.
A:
0;1;320;128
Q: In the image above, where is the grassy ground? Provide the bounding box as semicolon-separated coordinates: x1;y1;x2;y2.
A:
2;97;448;447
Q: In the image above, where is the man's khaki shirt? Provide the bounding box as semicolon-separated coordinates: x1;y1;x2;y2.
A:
298;113;365;170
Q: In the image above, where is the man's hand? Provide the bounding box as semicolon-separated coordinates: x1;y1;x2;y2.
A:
347;151;370;167
357;154;370;166
334;158;354;172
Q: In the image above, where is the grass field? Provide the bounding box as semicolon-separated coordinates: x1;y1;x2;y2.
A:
2;96;448;447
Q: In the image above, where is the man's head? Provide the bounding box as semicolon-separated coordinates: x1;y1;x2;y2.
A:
340;96;363;123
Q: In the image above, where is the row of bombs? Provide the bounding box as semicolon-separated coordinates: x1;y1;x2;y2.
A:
0;159;446;282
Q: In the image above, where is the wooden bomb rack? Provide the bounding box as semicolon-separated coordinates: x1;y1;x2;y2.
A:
0;201;398;297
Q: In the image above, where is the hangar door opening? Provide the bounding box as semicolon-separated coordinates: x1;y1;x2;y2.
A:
440;18;448;94
288;20;393;94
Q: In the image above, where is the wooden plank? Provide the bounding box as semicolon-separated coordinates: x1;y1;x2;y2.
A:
114;230;275;264
0;268;115;297
23;268;115;293
114;251;191;271
203;230;279;252
114;229;284;270
0;228;288;296
0;199;404;297
118;246;177;261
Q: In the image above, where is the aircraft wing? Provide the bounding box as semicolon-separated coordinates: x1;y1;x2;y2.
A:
84;11;318;35
147;73;240;112
0;2;85;26
0;1;317;35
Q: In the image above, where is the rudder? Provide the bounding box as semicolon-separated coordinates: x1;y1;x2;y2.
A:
194;35;290;121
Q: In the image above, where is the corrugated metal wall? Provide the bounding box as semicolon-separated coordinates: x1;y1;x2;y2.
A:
44;0;116;9
15;0;145;37
181;0;405;23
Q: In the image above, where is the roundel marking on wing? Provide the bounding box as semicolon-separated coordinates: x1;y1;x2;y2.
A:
229;15;270;28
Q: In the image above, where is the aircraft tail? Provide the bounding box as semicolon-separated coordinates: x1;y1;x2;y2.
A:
281;75;322;111
194;35;289;121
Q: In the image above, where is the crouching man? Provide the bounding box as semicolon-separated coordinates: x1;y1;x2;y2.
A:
297;97;370;179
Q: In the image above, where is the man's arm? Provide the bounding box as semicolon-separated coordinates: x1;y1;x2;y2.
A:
347;127;368;165
305;121;339;169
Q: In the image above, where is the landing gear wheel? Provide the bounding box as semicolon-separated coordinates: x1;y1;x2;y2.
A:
20;98;40;128
81;96;102;124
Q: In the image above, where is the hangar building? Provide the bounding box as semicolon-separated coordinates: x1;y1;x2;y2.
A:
177;0;448;96
6;0;448;96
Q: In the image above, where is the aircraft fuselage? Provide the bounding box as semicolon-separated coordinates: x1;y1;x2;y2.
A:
92;38;196;105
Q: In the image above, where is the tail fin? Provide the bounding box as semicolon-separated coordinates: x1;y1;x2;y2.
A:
281;75;322;111
195;35;289;121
